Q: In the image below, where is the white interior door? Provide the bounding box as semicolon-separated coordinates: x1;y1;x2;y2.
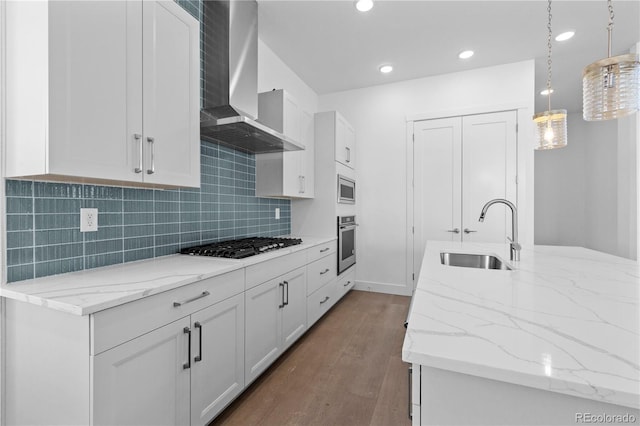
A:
461;111;517;242
413;117;462;281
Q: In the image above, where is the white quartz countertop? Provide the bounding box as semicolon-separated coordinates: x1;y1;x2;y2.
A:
0;236;336;316
402;241;640;409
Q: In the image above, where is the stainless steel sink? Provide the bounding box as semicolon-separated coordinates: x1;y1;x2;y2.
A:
440;252;512;270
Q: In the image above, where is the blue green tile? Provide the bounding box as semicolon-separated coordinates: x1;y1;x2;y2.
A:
34;182;82;198
124;248;155;263
83;185;122;199
7;265;34;282
35;258;83;278
123;188;153;201
85;253;122;269
7;215;33;231
7;248;34;266
7;231;34;249
35;243;83;262
35;229;83;246
6;180;33;197
6;197;33;214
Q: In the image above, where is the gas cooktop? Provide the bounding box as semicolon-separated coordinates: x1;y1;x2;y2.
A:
180;237;303;259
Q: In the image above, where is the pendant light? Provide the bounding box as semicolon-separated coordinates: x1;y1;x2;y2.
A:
583;0;640;121
533;0;568;150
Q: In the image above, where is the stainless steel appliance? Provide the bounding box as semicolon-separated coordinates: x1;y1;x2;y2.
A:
181;237;302;259
337;216;356;273
337;175;356;204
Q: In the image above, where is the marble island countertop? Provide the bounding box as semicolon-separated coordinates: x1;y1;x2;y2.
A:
0;236;335;316
402;241;640;409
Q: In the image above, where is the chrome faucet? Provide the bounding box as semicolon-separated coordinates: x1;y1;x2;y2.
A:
478;199;521;261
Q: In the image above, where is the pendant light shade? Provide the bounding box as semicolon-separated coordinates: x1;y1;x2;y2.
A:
583;53;640;121
533;0;568;150
582;0;640;121
533;110;568;150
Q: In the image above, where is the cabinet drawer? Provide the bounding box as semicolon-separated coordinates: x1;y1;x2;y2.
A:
245;250;307;290
91;269;244;355
306;254;337;295
307;279;337;328
306;240;336;264
337;268;355;299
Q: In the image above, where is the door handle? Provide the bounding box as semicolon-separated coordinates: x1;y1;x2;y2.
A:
278;282;285;308
464;228;477;234
194;322;203;363
146;136;155;175
183;327;191;370
283;280;289;306
446;228;460;234
134;133;143;173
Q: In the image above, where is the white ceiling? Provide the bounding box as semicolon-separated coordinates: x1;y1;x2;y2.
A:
257;0;640;114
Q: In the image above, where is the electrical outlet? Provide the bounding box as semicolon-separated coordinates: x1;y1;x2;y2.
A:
275;208;280;220
80;208;98;232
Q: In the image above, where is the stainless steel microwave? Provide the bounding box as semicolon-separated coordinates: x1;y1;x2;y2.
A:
337;175;355;204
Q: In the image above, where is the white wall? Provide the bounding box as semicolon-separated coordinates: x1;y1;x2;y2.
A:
257;38;318;116
318;60;535;295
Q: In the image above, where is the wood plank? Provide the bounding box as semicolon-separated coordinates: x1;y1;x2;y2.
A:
211;290;411;426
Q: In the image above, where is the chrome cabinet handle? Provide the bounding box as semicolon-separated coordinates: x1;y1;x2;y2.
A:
278;282;285;308
134;133;143;173
320;247;330;253
146;137;155;174
446;228;460;234
320;268;330;275
173;291;210;307
320;296;330;305
346;146;351;163
194;322;203;362
408;367;412;419
343;280;351;287
183;327;191;370
464;228;477;234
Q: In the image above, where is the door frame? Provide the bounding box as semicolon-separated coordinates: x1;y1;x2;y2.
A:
405;102;535;292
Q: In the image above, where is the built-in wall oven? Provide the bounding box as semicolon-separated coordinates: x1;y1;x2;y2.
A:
337;175;355;204
338;215;356;274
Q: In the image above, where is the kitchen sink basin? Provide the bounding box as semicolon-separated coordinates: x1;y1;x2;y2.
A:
440;252;512;270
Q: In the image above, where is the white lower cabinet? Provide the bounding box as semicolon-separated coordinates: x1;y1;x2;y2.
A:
92;317;192;426
190;294;245;426
245;266;307;385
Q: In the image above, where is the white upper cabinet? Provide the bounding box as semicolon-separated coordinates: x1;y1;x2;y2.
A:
256;89;315;198
335;112;356;169
5;0;200;188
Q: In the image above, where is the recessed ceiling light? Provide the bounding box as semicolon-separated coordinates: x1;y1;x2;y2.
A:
540;88;554;96
458;50;474;59
355;0;373;12
379;65;393;74
555;31;575;41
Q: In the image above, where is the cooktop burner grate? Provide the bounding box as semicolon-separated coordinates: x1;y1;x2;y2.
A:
180;237;302;259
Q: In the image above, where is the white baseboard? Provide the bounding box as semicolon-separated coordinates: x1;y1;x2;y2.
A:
353;280;412;296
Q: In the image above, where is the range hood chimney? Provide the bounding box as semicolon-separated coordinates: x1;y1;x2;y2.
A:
200;0;304;153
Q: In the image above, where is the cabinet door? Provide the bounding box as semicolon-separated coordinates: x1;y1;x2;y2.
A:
245;277;283;384
142;0;200;187
335;113;349;167
344;122;356;169
461;111;517;242
281;266;307;350
299;109;315;198
48;1;143;182
92;317;191;426
191;294;245;426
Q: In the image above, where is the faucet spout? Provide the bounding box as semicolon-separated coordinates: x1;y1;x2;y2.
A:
478;198;520;261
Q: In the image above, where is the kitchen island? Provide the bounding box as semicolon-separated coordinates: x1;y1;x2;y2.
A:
402;241;639;425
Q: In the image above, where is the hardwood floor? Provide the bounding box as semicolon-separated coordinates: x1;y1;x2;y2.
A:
211;290;412;426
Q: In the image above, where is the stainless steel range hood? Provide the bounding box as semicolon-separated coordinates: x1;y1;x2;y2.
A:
200;0;304;154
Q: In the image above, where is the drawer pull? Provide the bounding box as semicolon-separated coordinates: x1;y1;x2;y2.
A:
320;247;330;253
320;296;330;305
320;268;330;275
279;282;285;309
173;291;210;308
343;280;351;287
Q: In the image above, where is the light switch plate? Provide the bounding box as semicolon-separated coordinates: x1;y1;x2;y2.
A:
275;208;280;220
80;208;98;232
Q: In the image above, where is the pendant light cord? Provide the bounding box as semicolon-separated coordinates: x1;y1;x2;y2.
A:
546;0;553;112
607;0;614;58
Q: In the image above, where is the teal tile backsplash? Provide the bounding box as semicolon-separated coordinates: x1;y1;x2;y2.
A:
6;143;291;282
4;0;292;282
